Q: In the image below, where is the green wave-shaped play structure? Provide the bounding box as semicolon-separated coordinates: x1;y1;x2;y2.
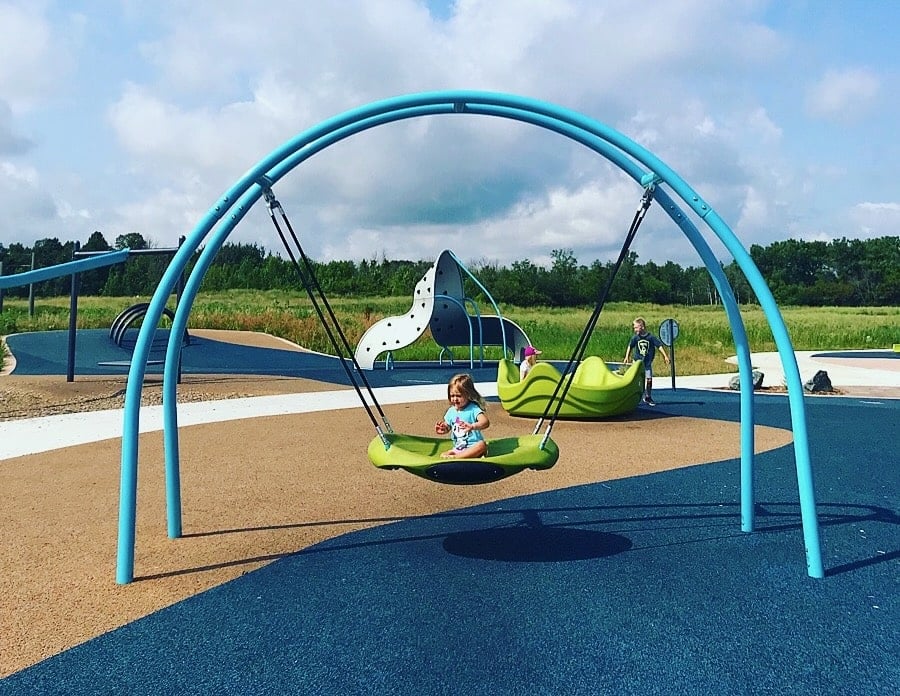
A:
497;357;644;418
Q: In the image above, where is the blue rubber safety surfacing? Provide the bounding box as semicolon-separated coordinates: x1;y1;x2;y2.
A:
2;329;502;387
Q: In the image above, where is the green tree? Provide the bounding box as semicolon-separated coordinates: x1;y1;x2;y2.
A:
115;233;148;250
80;231;114;295
546;248;578;306
33;238;74;296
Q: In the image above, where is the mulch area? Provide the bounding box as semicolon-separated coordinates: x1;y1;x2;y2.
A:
0;329;340;421
0;373;336;421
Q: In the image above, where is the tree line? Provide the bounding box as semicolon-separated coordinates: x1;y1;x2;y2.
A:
1;232;897;307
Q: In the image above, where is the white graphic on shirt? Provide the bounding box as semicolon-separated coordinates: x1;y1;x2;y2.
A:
451;417;469;450
637;338;651;358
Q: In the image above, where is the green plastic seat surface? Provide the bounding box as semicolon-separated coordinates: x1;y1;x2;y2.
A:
368;432;559;485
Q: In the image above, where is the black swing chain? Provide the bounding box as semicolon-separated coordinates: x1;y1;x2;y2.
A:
536;183;657;444
261;187;394;437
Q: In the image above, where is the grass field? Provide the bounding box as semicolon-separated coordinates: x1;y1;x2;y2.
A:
1;291;897;376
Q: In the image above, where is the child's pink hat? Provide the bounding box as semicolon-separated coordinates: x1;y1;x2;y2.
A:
524;346;542;357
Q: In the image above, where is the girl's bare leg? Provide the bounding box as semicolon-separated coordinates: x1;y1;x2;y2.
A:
441;441;487;459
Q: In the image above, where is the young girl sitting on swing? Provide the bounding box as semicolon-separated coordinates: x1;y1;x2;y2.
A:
434;373;490;458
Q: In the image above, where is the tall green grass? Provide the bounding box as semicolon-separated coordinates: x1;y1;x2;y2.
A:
1;291;897;376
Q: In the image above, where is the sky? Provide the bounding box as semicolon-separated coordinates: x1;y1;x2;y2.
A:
1;0;898;270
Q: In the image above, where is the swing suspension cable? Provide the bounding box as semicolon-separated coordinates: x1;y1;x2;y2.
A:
262;187;394;436
535;183;657;445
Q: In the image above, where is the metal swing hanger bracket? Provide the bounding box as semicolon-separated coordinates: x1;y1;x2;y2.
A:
638;177;658;211
640;170;662;189
261;185;284;216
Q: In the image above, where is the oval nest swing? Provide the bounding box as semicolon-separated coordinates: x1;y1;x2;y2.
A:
368;432;560;485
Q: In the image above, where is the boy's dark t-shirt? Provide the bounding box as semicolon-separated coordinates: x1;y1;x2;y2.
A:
628;331;664;367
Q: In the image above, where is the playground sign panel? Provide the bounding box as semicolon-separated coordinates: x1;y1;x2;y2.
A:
659;318;679;346
659;318;678;391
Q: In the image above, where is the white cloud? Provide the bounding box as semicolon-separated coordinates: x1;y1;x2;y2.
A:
855;201;900;214
0;100;32;154
734;185;771;231
102;187;215;249
746;107;782;144
1;160;38;186
107;82;285;179
806;68;880;121
1;1;897;270
847;201;900;239
317;175;648;268
0;160;57;227
56;200;91;221
0;3;79;113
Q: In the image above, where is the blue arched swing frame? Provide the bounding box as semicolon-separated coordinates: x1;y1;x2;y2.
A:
116;91;824;583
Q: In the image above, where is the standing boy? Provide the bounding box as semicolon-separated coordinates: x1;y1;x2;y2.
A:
624;317;670;406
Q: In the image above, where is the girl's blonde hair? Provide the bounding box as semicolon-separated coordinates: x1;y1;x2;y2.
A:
448;373;486;409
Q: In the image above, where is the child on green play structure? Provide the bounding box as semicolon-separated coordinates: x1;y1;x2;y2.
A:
434;373;490;458
519;344;543;380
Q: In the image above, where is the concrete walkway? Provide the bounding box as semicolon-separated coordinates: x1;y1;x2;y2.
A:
675;349;900;390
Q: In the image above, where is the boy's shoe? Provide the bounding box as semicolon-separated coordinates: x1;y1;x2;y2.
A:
643;396;656;406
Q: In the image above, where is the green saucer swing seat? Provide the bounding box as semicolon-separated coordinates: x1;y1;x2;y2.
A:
497;356;644;418
368;432;559;485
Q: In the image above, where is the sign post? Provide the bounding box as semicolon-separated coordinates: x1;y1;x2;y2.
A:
659;318;679;391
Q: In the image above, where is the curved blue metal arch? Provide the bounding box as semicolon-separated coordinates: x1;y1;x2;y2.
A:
160;103;756;532
116;91;822;583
